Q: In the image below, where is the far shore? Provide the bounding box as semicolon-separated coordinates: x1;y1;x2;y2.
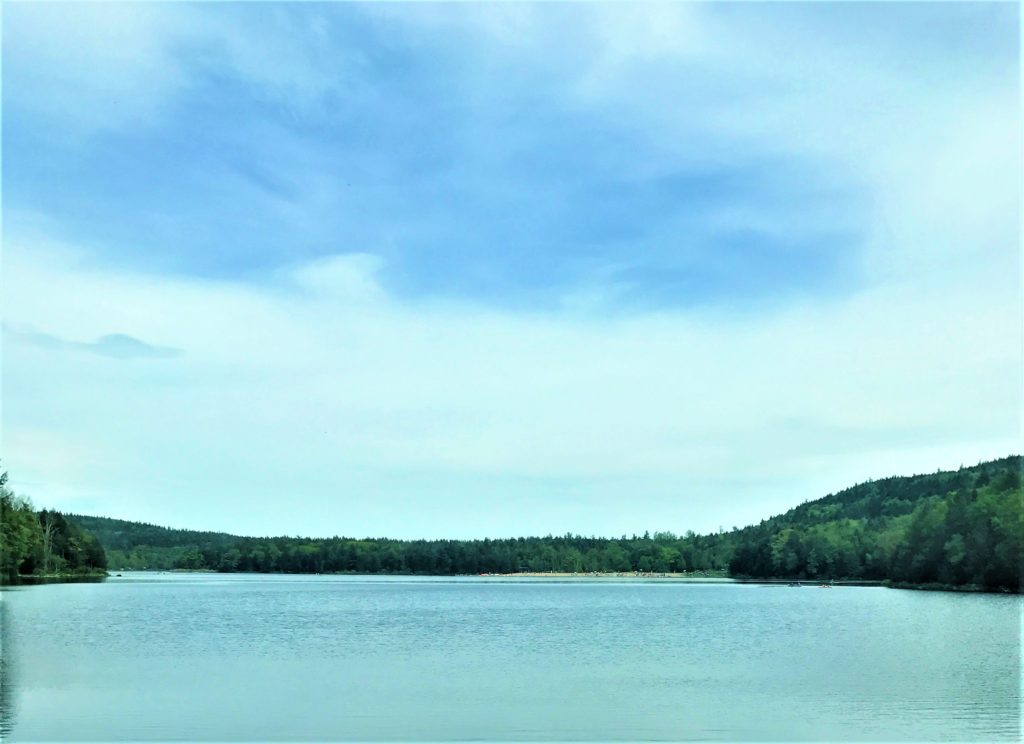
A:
6;572;108;586
14;571;1018;592
488;572;883;585
101;569;887;587
107;568;874;584
484;571;729;579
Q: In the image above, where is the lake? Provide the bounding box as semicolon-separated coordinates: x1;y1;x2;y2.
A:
1;573;1019;741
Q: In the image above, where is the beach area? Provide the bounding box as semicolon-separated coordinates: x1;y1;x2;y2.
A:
481;571;729;579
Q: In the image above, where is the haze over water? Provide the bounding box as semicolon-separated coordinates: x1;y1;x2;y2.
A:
2;574;1019;741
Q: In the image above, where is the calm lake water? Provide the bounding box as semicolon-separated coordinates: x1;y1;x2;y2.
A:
1;573;1020;741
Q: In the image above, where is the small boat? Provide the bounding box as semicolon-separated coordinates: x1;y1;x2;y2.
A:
787;582;801;587
818;583;832;589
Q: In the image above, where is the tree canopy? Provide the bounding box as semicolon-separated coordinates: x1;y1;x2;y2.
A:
0;463;107;583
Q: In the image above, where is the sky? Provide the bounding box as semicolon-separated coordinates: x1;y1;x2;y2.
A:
1;2;1020;540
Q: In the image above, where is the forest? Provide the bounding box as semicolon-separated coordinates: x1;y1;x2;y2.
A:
725;456;1021;589
2;456;1021;590
70;456;1023;591
0;467;108;583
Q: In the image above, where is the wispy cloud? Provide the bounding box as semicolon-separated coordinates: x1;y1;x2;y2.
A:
5;325;182;360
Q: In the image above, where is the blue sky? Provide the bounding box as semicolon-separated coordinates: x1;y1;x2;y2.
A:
2;3;1020;538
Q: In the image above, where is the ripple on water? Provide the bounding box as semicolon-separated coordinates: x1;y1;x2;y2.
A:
2;575;1021;741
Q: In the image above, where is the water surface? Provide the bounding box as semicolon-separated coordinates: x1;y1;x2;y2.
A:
1;573;1019;741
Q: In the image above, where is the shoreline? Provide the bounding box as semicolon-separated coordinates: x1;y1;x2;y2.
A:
15;570;1017;593
3;572;108;587
881;580;1020;594
485;571;728;579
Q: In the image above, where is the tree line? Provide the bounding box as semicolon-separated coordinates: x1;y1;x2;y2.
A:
73;456;1022;590
0;466;107;583
76;517;733;577
3;456;1020;590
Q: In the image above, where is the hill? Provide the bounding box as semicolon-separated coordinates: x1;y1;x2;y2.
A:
67;456;1022;591
726;455;1022;589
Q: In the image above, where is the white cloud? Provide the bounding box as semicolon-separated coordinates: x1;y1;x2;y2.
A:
2;233;1018;537
287;253;386;303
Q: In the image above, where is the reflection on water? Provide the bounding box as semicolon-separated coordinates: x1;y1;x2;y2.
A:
14;575;106;586
2;573;1021;741
0;596;14;738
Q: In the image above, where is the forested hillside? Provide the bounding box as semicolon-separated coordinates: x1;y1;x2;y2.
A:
67;456;1021;591
727;455;1021;590
70;515;238;570
0;467;108;583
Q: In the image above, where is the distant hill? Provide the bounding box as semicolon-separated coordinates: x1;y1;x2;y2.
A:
726;455;1022;590
66;515;241;572
67;455;1021;591
70;515;236;552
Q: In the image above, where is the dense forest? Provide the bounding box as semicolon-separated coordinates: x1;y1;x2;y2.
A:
726;456;1022;590
0;466;108;583
72;513;733;578
66;456;1021;591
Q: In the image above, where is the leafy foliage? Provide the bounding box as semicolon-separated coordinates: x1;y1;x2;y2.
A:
0;463;107;583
